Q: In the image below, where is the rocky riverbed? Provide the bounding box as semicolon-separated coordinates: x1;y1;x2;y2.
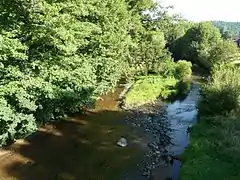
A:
122;82;200;179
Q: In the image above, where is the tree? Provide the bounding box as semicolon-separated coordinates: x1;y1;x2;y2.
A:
209;40;240;66
222;31;233;40
0;0;134;145
212;21;240;39
126;0;173;75
0;0;180;146
174;22;222;69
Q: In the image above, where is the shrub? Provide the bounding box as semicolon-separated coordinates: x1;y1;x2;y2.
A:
0;0;134;146
181;115;240;179
209;40;240;67
174;60;192;80
198;63;240;116
124;76;178;107
153;59;177;77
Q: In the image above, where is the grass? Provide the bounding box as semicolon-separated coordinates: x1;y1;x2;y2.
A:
181;115;240;180
125;75;178;107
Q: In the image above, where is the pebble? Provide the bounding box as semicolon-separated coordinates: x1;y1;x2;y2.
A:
123;100;173;178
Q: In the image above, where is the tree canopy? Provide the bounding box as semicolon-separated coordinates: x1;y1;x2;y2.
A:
0;0;175;145
0;0;239;146
212;21;240;39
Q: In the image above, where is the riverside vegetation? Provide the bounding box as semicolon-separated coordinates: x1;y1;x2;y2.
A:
181;64;240;179
1;0;240;179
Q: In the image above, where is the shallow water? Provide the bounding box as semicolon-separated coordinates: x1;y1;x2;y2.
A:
126;82;200;180
164;82;200;179
0;82;200;180
166;82;200;156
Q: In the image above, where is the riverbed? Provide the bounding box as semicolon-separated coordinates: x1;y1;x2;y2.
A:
0;82;200;180
125;82;200;179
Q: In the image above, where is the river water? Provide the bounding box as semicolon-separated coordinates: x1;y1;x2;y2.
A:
125;82;200;180
164;82;200;179
166;82;200;155
0;82;200;180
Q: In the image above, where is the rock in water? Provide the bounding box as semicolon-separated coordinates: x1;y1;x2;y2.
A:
117;137;128;147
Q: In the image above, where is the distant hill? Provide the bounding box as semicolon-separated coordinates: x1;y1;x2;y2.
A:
211;21;240;39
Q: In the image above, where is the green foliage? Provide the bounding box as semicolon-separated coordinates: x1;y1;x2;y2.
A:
182;62;240;179
1;0;194;145
198;63;240;116
154;59;177;77
128;28;172;75
212;21;240;39
124;76;178;107
124;59;192;107
208;40;240;66
181;115;240;180
174;60;192;80
222;30;234;40
0;0;155;145
174;22;222;69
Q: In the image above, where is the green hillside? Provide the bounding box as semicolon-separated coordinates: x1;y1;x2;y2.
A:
212;21;240;39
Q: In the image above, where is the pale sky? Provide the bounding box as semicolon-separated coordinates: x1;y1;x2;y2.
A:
160;0;240;22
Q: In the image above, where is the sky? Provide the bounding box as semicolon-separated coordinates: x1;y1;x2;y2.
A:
160;0;240;22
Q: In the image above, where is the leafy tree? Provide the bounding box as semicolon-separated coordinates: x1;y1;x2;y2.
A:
222;31;234;40
212;21;240;39
1;0;216;146
1;0;183;146
174;22;222;69
208;40;240;66
0;0;134;145
126;0;173;75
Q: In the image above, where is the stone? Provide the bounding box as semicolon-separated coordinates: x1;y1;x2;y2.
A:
117;137;128;147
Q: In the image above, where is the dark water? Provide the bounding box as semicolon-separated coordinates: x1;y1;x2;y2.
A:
125;82;200;180
166;83;200;156
165;82;200;179
89;82;200;180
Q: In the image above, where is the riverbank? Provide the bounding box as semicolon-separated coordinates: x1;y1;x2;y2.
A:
124;76;178;108
181;115;240;180
0;76;199;180
181;65;240;180
125;81;200;179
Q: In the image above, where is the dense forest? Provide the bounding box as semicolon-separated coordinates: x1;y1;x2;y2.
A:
1;0;240;179
0;0;239;146
0;0;194;146
212;21;240;39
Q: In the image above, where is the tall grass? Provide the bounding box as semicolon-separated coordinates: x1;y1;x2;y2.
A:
124;60;192;107
124;76;178;107
182;63;240;179
198;63;240;116
181;115;240;180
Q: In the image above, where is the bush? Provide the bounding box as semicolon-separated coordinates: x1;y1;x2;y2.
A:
124;76;178;107
181;115;240;180
153;59;178;77
198;63;240;116
209;40;240;67
174;60;192;80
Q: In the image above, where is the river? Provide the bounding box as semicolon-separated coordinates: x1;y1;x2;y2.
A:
125;82;200;180
0;81;200;180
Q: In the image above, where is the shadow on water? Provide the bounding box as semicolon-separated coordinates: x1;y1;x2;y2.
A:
0;88;148;180
0;83;201;180
154;82;200;180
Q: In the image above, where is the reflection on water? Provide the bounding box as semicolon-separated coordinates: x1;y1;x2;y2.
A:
163;82;200;180
166;83;200;156
127;83;200;180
